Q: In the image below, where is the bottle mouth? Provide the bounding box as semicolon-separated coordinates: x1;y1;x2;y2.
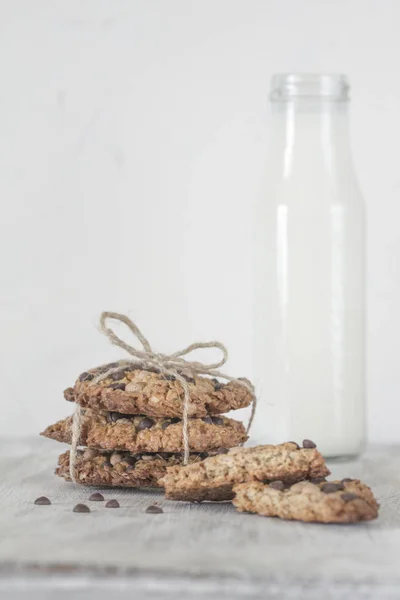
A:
270;74;350;102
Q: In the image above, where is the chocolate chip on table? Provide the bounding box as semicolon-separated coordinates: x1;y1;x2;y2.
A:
79;372;94;382
105;499;120;508
202;417;213;424
34;496;51;505
321;483;344;494
88;492;104;502
302;439;317;449
311;477;327;484
269;480;285;491
110;383;126;391
137;417;155;431
73;504;91;513
211;416;224;426
341;492;359;503
341;478;354;483
146;505;163;514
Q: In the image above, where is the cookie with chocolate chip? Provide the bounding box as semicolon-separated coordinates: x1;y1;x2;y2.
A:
56;449;211;488
233;478;379;523
64;363;253;418
41;409;247;453
159;442;330;502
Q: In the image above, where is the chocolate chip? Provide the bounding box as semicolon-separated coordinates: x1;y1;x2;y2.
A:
145;505;163;514
105;499;120;508
34;496;51;505
341;492;359;503
269;481;285;491
341;478;354;483
212;378;219;384
214;382;224;391
110;383;126;391
107;412;127;423
102;461;112;468
63;387;75;402
79;372;94;382
211;416;224;425
73;503;90;513
161;417;180;430
202;417;213;424
302;439;317;449
164;374;176;381
137;417;154;431
214;448;228;454
288;441;300;449
157;452;171;460
321;483;344;494
181;373;195;384
125;363;140;372
88;492;104;502
109;369;126;381
96;365;112;374
311;477;327;484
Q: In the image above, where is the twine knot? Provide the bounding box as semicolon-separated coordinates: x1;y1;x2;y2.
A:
70;311;256;481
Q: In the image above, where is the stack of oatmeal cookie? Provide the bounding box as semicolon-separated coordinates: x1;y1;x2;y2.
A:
41;362;253;489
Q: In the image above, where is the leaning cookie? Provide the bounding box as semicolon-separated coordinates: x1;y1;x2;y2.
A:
41;409;248;453
57;449;215;488
159;442;330;502
232;479;379;523
64;362;253;418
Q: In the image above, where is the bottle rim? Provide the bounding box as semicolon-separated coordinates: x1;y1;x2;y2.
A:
270;74;350;102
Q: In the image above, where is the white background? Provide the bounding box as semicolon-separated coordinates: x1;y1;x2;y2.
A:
1;0;399;442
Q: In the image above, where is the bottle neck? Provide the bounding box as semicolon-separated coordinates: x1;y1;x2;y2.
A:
268;99;354;179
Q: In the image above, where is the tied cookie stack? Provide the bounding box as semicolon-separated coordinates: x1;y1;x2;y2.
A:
41;312;254;489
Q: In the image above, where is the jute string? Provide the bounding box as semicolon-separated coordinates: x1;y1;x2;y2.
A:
70;311;256;482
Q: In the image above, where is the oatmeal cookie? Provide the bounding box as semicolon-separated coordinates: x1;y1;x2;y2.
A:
233;478;379;523
41;410;247;453
160;442;330;502
64;363;253;418
57;448;214;488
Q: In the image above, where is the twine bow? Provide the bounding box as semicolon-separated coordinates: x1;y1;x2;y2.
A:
70;311;256;482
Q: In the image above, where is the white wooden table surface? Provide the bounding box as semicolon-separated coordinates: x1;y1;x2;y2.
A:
0;438;399;599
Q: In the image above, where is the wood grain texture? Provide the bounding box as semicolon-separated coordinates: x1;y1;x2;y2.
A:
0;438;399;599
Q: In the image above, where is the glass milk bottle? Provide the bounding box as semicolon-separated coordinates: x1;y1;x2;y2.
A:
252;74;365;457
